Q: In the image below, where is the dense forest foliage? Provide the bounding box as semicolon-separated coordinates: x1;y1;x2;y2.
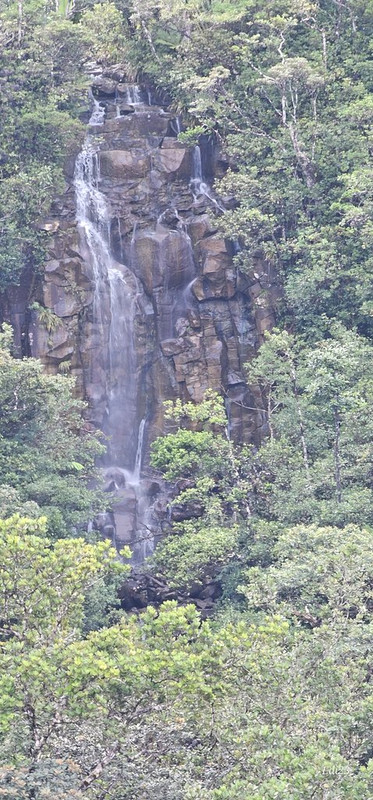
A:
1;0;373;797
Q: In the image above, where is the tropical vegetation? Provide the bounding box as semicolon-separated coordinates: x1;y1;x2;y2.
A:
1;0;373;797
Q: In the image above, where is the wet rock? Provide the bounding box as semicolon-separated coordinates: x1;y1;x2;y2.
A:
94;511;115;540
170;501;204;521
160;338;185;356
43;283;84;318
187;309;201;329
44;259;64;276
101;112;170;137
155;144;191;178
132;229;194;293
118;569;222;618
29;315;74;362
191;278;206;301
112;490;137;546
11;76;279;556
99;150;149;179
104;65;127;82
116;82;131;95
37;220;60;233
92;77;117;96
187;214;215;245
103;467;127;491
157;207;180;228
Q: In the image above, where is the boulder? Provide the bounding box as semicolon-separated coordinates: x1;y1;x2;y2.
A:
187;214;214;245
199;235;229;257
37;220;60;233
155;143;191;178
99;150;149;179
161;338;185;357
30;315;74;362
103;65;127;82
92;77;117;96
43;283;85;318
171;501;204;521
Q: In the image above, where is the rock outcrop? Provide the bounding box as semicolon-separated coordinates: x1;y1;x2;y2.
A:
1;72;279;557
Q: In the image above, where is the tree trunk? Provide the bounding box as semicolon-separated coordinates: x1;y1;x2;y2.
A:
133;2;161;64
80;742;120;792
267;387;275;443
17;0;23;45
288;121;316;188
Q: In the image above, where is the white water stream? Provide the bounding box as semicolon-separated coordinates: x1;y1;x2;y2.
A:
73;92;230;559
126;85;142;105
116;85;144;117
74;97;145;479
191;144;225;212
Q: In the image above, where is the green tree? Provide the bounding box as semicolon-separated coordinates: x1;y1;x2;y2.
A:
122;0;373;333
2;517;373;799
241;522;373;625
0;325;105;537
150;392;251;588
246;325;373;526
0;515;222;798
0;0;89;288
79;3;128;65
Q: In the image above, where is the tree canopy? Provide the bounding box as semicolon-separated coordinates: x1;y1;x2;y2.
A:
0;325;105;537
1;0;373;797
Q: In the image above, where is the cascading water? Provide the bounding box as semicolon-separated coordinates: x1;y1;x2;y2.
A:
87;92;105;125
133;418;146;483
125;85;142;105
190;145;204;195
193;146;201;176
115;88;121;119
171;116;182;136
74;97;144;476
191;144;225;212
115;84;147;118
27;68;261;569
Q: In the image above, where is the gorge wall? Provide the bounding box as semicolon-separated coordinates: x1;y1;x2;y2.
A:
2;69;278;557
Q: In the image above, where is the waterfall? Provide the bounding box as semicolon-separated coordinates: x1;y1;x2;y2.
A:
126;85;142;105
74;104;110;338
74;97;141;471
115;85;144;117
170;116;181;137
190;144;210;199
190;143;225;212
192;145;203;183
87;93;105;126
131;220;138;248
115;87;121;118
225;397;233;442
117;216;125;262
37;79;254;563
134;418;146;484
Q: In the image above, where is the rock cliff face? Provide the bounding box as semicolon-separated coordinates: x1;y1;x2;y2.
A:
2;73;278;557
